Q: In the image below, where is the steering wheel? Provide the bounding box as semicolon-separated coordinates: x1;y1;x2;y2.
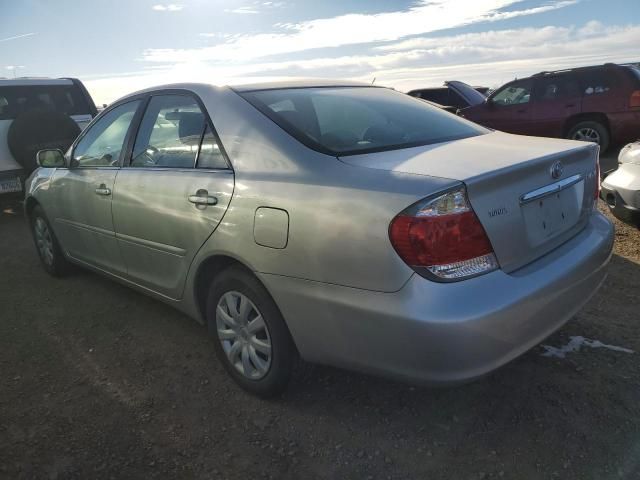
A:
137;145;160;166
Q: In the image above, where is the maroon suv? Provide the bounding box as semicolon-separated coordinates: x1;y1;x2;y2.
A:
460;63;640;151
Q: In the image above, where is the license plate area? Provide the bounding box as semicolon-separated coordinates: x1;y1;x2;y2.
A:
521;179;584;247
0;176;22;194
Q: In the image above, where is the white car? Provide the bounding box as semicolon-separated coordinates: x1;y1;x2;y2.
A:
601;141;640;226
0;77;96;199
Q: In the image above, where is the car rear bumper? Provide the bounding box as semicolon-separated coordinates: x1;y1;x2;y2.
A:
601;164;640;225
260;211;614;385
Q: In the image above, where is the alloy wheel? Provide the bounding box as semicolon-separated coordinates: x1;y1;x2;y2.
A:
34;217;54;266
571;127;601;144
215;291;272;380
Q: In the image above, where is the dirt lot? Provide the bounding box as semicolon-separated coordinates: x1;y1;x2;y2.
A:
1;152;639;479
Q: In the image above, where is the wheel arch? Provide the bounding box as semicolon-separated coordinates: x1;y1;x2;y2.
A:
563;112;611;137
192;253;300;353
24;195;40;219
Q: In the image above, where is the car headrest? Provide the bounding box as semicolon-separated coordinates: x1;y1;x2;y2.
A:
178;112;205;143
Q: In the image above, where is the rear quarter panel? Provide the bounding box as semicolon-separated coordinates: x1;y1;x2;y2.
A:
185;86;458;293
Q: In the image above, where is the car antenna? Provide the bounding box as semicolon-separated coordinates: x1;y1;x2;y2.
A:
371;77;376;85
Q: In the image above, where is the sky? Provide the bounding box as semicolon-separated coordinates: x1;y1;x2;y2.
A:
1;0;639;105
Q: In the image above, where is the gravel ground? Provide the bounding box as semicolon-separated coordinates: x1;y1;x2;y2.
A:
1;150;639;479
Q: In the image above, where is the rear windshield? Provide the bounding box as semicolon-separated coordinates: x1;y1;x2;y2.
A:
241;87;488;156
0;84;91;120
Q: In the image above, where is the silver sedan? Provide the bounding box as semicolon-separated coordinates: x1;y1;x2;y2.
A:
26;81;614;396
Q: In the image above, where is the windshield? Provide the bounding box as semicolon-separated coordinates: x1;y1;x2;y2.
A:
240;87;488;156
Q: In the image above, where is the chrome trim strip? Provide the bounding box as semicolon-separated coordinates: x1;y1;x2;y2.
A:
520;174;583;205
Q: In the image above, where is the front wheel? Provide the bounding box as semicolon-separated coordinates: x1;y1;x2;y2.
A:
206;266;296;397
30;205;72;277
567;120;610;152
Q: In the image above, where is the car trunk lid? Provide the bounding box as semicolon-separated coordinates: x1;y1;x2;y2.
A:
339;131;599;273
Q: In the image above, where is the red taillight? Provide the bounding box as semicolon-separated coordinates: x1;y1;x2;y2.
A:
630;90;640;108
389;186;498;281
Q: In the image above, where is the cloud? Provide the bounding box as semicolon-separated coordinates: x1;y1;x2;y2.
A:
224;6;260;14
144;0;577;63
223;1;286;15
84;20;640;105
0;32;36;43
152;4;184;11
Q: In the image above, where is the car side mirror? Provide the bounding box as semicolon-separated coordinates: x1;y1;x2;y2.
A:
36;149;66;168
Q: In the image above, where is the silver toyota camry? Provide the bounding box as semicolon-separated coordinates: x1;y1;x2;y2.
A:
26;80;614;396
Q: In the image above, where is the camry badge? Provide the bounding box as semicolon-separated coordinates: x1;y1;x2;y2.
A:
550;161;564;179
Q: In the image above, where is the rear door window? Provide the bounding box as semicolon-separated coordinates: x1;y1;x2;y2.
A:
131;95;205;169
533;75;581;100
0;85;91;120
578;70;615;96
130;94;228;170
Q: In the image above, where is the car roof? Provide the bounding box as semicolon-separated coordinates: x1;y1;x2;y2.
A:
230;78;371;91
531;62;628;77
0;77;75;86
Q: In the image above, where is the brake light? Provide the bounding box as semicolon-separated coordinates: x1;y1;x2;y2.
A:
389;186;498;281
630;90;640;108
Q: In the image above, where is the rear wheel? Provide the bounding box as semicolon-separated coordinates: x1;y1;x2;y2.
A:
567;120;610;152
206;266;296;397
30;205;72;276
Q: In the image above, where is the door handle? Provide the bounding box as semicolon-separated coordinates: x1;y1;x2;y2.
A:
95;184;111;196
564;103;575;108
516;109;527;114
188;189;218;206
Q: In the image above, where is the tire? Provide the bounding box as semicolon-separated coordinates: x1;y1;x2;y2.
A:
8;110;81;174
567;120;610;152
206;265;296;397
29;205;72;277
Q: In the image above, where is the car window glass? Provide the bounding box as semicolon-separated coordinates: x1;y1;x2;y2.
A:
579;70;614;95
197;126;228;169
491;81;532;106
72;101;140;167
242;87;487;155
0;85;91;120
417;89;450;105
131;95;205;168
534;76;580;100
311;93;386;144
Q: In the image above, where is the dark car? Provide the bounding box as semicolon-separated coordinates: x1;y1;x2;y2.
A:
460;63;640;151
407;82;489;110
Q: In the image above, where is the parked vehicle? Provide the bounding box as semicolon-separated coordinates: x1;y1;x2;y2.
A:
407;81;489;110
26;81;613;396
0;78;97;199
460;63;640;152
601;141;640;226
417;98;459;114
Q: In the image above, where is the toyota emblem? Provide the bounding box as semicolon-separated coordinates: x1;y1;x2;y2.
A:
550;161;564;179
